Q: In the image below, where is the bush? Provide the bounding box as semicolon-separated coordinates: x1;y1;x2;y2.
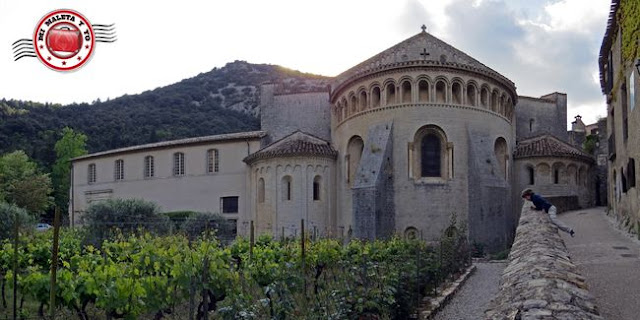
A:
471;241;485;258
0;202;35;240
182;212;235;241
490;249;510;261
83;198;170;243
164;210;198;229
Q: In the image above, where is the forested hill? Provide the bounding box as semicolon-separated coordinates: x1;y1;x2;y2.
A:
0;61;330;169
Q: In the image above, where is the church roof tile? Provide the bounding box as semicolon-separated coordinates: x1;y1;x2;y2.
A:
72;131;266;161
332;28;516;97
243;131;337;163
514;134;594;163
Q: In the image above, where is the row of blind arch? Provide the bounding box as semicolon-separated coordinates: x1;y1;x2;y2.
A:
345;125;509;181
87;149;219;184
256;175;322;202
525;161;590;186
334;78;514;122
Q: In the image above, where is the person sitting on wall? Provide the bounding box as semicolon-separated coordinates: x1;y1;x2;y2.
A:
521;188;575;237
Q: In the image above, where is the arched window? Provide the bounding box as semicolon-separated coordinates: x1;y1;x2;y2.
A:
114;159;124;181
88;163;96;184
346;136;364;184
567;165;577;185
258;178;265;203
359;91;368;110
350;95;357;114
452;82;462;104
436;81;446;103
418;80;429;102
614;169;621;202
421;134;441;177
372;87;381;108
313;175;321;201
144;156;154;178
491;91;498;112
401;81;412;103
552;163;565;184
494;138;508;179
342;98;348;117
282;175;292;201
411;126;450;180
173;152;185;176
628;158;636;189
529;119;534;132
481;87;489;108
405;227;419;240
207;149;219;173
466;84;476;106
386;83;396;105
528;166;535;185
578;167;586;186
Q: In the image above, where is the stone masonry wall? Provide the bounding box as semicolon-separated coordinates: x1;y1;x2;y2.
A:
352;121;394;239
485;203;603;320
516;94;568;143
260;86;331;145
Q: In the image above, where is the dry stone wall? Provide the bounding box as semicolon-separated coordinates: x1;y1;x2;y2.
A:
484;204;603;320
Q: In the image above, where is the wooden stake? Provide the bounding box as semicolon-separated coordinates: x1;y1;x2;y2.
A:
50;207;61;319
201;257;209;320
12;210;18;320
249;220;254;260
301;219;306;297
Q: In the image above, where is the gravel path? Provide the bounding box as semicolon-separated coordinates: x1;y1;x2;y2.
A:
432;262;505;320
558;207;640;320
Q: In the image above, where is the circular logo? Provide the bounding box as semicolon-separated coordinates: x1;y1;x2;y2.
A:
33;9;95;71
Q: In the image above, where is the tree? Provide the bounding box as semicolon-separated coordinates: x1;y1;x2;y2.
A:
181;212;230;240
0;202;34;240
52;127;87;214
0;151;52;215
83;198;170;244
583;134;599;155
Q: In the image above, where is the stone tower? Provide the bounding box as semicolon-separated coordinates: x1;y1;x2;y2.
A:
330;27;518;250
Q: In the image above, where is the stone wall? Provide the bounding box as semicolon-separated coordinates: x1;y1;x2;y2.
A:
467;128;514;253
513;156;593;215
260;85;331;144
485;203;603;320
71;136;262;228
595;118;608;206
545;196;580;213
352;121;394;239
516;94;568;142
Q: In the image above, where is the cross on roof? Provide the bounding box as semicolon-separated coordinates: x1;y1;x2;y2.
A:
421;24;427;32
420;48;430;60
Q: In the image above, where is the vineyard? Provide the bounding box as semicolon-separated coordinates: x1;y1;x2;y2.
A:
0;225;470;320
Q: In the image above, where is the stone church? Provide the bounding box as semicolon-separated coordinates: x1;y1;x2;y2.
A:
70;27;595;251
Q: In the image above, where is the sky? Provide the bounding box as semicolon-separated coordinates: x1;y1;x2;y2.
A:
0;0;612;125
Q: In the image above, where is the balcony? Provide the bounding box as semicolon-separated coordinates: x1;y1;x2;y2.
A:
608;133;616;161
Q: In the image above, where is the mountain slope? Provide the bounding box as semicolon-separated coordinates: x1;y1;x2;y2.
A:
0;61;330;169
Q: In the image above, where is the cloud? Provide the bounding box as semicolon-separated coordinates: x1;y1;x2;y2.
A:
396;0;433;34
440;0;609;124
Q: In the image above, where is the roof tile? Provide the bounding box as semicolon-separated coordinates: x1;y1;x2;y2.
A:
514;134;594;163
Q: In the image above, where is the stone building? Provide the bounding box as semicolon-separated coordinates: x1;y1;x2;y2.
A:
599;0;639;232
513;134;594;213
70;131;265;230
71;27;596;251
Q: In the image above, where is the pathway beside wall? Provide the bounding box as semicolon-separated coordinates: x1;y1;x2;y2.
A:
433;262;505;320
558;207;640;320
